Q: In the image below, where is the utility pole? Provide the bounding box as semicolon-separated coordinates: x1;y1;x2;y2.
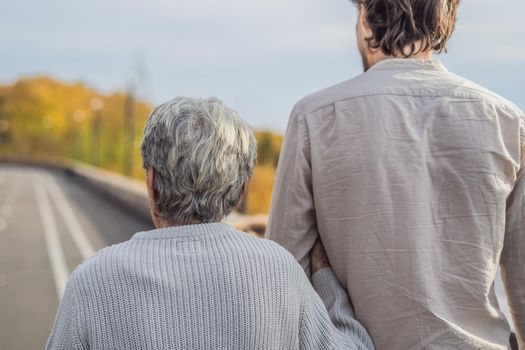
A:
123;54;148;177
123;83;136;177
90;97;104;167
0;98;8;149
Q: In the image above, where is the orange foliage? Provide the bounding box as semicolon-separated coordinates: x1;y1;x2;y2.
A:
0;76;283;214
246;165;277;214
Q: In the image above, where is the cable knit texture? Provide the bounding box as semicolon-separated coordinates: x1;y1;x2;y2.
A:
46;223;374;350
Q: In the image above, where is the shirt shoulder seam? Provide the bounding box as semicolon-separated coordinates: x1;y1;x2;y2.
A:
295;89;518;120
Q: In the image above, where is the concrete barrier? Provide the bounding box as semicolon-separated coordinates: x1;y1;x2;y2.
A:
0;156;153;223
69;162;152;223
0;156;268;235
70;162;269;236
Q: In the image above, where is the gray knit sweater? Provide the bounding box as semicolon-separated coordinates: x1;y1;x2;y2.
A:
46;223;373;349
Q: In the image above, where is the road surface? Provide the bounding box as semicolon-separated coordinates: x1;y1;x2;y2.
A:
0;163;516;349
0;164;153;350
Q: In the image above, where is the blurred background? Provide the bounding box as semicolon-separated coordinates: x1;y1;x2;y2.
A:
0;0;523;348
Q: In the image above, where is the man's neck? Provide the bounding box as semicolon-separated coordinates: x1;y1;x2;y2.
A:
363;40;434;71
369;50;433;69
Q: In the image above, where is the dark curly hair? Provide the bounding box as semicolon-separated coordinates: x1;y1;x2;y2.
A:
352;0;460;56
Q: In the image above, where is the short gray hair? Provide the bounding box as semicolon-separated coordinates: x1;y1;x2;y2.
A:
141;96;257;224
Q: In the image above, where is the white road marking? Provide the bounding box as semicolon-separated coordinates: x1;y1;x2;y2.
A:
44;174;96;260
33;175;69;300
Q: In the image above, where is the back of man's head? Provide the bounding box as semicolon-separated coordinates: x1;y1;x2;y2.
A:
352;0;460;57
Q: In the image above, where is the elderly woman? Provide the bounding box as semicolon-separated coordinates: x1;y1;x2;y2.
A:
46;97;373;350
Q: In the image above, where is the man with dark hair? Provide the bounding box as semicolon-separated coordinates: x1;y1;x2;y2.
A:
267;0;524;348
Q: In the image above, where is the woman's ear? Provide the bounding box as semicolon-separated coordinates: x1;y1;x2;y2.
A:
146;168;157;200
146;168;161;226
241;182;249;199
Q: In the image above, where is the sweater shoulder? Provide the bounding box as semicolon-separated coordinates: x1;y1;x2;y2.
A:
226;229;306;270
67;240;133;283
68;230;305;285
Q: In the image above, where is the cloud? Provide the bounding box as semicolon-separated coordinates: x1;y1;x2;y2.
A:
448;0;525;63
0;0;522;130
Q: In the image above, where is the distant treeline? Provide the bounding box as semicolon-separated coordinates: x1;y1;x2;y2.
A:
0;77;282;214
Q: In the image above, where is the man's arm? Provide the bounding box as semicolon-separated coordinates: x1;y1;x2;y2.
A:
500;117;525;348
266;108;318;275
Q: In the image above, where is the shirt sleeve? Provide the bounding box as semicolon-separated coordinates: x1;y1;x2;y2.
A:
500;115;525;348
45;278;87;350
298;267;374;350
266;107;318;276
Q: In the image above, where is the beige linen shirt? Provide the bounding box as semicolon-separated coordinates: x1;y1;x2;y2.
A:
267;59;524;349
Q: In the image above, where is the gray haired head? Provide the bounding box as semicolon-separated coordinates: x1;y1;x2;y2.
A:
141;96;257;224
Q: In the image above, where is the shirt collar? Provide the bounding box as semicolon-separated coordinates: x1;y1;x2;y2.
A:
368;58;448;72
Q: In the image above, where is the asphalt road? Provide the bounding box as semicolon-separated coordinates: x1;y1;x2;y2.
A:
0;163;516;349
0;164;153;350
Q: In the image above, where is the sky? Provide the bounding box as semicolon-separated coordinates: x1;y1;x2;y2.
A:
1;0;524;131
